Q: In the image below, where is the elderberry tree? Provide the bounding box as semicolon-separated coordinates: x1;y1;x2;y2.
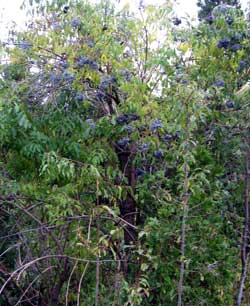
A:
0;0;249;305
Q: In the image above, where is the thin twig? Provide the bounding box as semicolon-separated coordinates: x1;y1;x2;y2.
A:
14;265;55;306
77;262;89;306
65;261;78;306
0;243;22;258
95;179;100;306
0;255;123;296
177;91;193;306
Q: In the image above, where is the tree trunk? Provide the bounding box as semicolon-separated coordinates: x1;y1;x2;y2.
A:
116;145;137;274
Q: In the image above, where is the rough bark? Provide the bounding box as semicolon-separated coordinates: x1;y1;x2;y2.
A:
50;259;69;306
116;147;137;245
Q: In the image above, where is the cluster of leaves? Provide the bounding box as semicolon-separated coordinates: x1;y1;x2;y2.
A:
0;0;249;305
197;0;241;21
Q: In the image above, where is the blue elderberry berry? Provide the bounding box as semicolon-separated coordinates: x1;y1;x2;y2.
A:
62;70;75;83
100;77;112;89
217;38;230;49
136;168;145;176
214;79;225;87
127;113;139;122
226;16;234;25
231;44;242;52
88;60;98;70
60;61;69;69
63;6;69;14
173;18;182;26
86;118;95;129
50;72;62;84
71;18;80;28
96;90;106;100
116;115;129;125
87;41;95;48
20;41;32;51
163;133;173;143
226;100;234;108
150;119;163;132
237;60;247;73
173;131;181;140
124;125;134;134
138;125;147;133
237;80;243;89
117;137;130;148
76;92;86;102
154;149;164;158
205;15;214;24
137;142;151;153
77;56;88;68
213;4;231;15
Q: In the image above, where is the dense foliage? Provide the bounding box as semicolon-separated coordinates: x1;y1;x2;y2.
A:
197;0;241;20
0;1;250;305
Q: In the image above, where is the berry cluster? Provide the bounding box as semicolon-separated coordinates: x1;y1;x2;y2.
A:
217;37;242;52
150;119;163;132
76;56;98;70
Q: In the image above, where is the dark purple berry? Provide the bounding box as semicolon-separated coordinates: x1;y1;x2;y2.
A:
50;72;62;84
88;60;98;70
138;125;147;133
150;119;163;132
137;142;151;153
88;41;95;48
96;90;106;100
124;125;134;134
214;4;231;15
173;18;182;26
86;118;95;129
226;16;234;25
237;60;247;72
116;115;129;125
205;15;214;24
173;131;181;140
77;57;98;70
136;168;145;176
163;133;173;143
71;18;80;28
60;61;69;69
77;56;88;68
217;38;230;49
154;149;164;158
100;77;114;89
226;100;234;108
231;44;242;52
214;79;225;87
76;93;86;102
63;6;69;14
20;41;32;51
62;70;75;83
117;137;130;148
237;80;243;89
127;113;139;122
